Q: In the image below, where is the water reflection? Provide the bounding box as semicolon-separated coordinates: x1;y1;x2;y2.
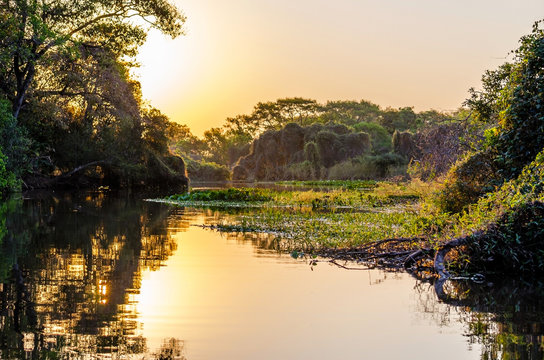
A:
0;192;185;358
433;278;544;360
0;192;541;359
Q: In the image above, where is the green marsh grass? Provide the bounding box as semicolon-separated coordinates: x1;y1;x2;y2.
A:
158;183;434;251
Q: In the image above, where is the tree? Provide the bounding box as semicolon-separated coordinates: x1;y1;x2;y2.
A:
320;100;381;125
467;20;544;180
0;0;185;119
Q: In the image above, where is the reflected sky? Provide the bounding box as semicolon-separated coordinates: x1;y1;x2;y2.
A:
136;212;475;360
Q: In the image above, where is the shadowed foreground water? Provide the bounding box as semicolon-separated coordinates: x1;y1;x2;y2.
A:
0;192;542;359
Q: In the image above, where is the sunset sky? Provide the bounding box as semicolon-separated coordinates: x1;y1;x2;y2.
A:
135;0;544;135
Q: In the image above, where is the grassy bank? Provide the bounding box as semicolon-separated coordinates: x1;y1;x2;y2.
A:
157;171;544;279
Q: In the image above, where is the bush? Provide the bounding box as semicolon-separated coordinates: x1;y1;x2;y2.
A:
328;153;406;180
327;160;366;180
459;201;544;274
352;122;392;153
0;99;29;185
435;150;501;213
185;158;231;181
0;150;18;194
392;130;417;159
285;161;322;180
471;23;544;181
343;132;371;157
316;130;341;167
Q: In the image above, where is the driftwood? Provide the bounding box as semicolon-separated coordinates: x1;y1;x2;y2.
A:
312;234;482;290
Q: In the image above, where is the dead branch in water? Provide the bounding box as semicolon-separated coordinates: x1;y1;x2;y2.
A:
314;234;478;283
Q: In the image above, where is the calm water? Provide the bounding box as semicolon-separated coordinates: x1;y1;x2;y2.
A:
0;192;542;359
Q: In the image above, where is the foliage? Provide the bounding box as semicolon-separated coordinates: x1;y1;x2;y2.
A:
0;0;185;119
0;100;25;192
328;153;406;180
234;122;373;181
0;150;17;194
408;123;464;180
392;130;417;159
285;161;320;180
434;21;544;212
162;183;424;250
320;100;381;125
461;201;544;274
352;122;392;153
435;150;501;213
169;188;272;202
184;158;230;181
0;1;188;190
380;107;419;133
183;97;458;176
466;21;544;181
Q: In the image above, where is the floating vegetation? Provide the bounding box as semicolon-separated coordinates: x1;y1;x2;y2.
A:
157;183;423;212
168;188;272;202
276;179;377;189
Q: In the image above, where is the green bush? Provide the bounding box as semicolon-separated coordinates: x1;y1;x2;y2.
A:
185;158;230;181
0;100;25;193
461;201;544;274
352;122;392;153
0;150;17;194
435;150;501;213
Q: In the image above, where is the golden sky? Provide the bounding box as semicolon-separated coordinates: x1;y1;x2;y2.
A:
135;0;544;135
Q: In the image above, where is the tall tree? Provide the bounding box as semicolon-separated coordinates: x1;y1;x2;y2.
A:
0;0;185;119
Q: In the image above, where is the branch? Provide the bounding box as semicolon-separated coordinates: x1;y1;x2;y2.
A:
57;160;107;180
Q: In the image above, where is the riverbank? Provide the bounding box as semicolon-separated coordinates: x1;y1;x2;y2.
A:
158;172;544;281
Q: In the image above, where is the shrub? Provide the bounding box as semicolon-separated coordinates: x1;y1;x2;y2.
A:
435;150;500;213
185;158;231;181
0;150;18;194
343;132;371;157
0;99;29;185
462;201;544;274
328;153;406;180
316;130;342;167
392;130;417;159
327;160;366;180
352;122;392;153
303;142;321;178
285;161;322;180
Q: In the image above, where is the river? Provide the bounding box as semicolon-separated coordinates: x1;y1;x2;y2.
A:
0;191;542;359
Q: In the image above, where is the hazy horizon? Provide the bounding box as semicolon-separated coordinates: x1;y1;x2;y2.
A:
135;0;544;135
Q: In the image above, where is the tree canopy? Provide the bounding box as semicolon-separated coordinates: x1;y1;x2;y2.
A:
0;0;185;118
0;0;188;191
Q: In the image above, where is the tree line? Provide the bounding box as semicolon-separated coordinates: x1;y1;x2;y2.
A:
169;97;468;181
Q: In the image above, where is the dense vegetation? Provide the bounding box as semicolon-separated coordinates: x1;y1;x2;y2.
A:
164;21;544;278
0;0;189;192
170;97;466;182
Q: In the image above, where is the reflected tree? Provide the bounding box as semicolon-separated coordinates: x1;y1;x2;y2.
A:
416;277;544;360
0;192;189;358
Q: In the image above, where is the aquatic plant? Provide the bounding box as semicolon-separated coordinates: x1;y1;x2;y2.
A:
169;188;272;202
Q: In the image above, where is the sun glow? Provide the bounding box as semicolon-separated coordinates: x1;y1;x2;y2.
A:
135;0;544;136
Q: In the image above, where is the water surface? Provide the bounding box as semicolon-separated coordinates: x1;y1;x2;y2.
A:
0;192;542;359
